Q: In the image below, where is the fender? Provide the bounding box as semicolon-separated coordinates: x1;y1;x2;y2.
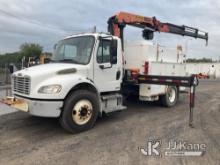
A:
65;77;100;98
64;76;103;115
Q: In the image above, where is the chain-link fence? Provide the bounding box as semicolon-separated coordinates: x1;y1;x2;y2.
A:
0;64;11;85
0;86;12;99
0;64;12;98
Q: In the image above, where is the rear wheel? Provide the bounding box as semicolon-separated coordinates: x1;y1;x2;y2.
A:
60;90;99;133
160;86;178;107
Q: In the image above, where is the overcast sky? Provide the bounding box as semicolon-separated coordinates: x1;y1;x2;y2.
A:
0;0;219;60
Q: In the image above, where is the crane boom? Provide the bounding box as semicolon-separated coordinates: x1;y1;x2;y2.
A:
108;11;208;49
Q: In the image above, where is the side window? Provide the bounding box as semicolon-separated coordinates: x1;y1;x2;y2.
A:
97;40;111;63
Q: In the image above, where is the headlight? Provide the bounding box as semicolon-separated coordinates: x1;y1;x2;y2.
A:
38;85;62;94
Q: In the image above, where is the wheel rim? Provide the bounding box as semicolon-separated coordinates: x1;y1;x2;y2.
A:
168;87;176;103
72;99;93;125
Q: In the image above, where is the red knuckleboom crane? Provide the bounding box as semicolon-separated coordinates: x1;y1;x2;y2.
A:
108;11;209;128
108;11;208;50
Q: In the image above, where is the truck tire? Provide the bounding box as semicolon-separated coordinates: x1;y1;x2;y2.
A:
160;86;178;107
60;90;99;133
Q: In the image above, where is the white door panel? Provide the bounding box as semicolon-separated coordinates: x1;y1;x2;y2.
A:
94;39;122;92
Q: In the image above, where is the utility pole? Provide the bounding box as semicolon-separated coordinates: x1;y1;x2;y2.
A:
185;38;192;57
156;44;165;62
156;44;159;62
93;26;96;33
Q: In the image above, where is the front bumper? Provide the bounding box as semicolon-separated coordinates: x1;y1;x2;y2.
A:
1;96;63;117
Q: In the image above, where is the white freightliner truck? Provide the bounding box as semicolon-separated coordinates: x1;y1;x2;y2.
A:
4;12;208;133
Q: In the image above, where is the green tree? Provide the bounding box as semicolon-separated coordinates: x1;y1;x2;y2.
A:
0;52;19;67
0;43;43;69
19;43;43;61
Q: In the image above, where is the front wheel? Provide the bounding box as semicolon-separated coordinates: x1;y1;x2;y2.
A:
60;90;99;133
160;86;178;107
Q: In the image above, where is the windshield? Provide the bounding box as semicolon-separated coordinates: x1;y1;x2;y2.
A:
52;36;95;65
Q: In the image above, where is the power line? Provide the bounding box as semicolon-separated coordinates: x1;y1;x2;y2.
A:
0;8;93;33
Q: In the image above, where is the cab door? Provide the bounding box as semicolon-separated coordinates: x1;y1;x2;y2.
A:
93;38;122;92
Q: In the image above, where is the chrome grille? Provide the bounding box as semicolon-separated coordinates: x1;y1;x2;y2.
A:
13;76;31;95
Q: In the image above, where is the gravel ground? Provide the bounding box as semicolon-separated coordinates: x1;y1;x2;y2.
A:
0;80;219;165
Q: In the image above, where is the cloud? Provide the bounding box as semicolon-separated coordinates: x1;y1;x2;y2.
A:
0;0;219;59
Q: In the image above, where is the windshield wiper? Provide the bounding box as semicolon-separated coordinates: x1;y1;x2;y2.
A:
58;59;79;64
50;59;58;63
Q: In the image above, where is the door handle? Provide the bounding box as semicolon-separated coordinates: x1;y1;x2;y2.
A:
99;65;105;69
116;70;121;80
99;64;112;69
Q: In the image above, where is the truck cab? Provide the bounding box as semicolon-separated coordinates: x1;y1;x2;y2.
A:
12;33;126;133
52;33;123;92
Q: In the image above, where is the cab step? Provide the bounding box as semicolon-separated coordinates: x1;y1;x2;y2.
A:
101;94;127;113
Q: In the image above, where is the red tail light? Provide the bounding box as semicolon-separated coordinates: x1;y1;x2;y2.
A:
143;61;149;74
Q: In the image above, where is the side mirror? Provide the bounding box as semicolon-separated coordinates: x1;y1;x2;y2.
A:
110;39;117;64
